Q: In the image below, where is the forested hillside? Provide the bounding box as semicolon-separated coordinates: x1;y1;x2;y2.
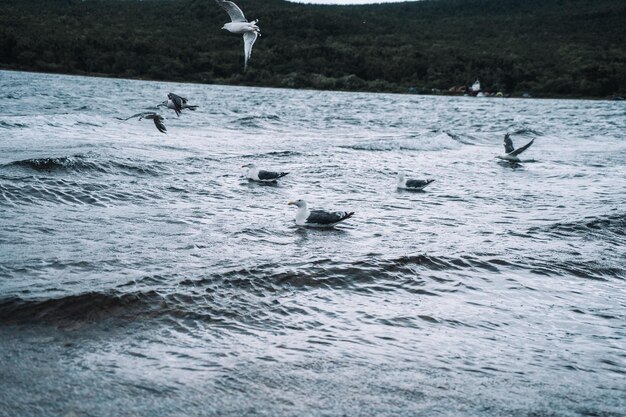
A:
1;0;625;97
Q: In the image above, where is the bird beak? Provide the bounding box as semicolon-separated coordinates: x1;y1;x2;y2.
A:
288;201;295;205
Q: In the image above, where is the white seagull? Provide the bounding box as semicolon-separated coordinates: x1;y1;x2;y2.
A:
242;163;289;182
396;172;435;190
158;93;198;117
215;0;260;71
288;199;354;228
497;133;535;162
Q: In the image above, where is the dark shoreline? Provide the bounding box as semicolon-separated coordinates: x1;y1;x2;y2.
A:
2;0;624;101
1;67;620;102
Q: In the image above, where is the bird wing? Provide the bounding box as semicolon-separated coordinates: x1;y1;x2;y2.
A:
117;112;155;121
508;138;534;156
306;210;353;225
258;170;288;180
215;0;247;22
504;136;515;153
169;93;188;105
145;114;167;134
153;118;167;134
243;31;258;71
168;94;184;116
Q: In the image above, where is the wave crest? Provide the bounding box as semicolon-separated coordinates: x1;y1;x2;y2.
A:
3;154;167;176
341;132;464;152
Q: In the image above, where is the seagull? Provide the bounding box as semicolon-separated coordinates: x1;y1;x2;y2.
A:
497;133;535;162
242;163;289;182
288;199;354;228
158;93;198;117
396;172;435;190
215;0;260;71
117;112;166;134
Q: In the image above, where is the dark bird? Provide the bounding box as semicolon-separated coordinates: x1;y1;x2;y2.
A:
288;199;354;228
159;93;198;117
396;172;435;190
118;112;167;134
498;133;535;162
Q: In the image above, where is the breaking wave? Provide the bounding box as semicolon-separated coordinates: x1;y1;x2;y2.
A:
341;131;466;151
2;155;168;176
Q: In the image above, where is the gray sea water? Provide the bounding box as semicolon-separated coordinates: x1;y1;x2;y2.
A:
0;70;625;417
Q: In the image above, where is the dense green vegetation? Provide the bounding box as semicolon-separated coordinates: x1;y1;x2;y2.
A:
1;0;625;97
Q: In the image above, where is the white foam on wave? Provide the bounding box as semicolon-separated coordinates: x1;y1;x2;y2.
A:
342;131;466;152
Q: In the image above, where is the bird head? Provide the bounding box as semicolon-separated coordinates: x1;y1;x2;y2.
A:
288;199;305;208
241;163;256;169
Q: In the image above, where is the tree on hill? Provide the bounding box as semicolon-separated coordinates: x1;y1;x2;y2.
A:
0;0;624;98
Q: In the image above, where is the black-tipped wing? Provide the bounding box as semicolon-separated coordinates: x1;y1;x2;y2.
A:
406;179;434;189
169;93;188;105
117;112;166;134
168;93;185;116
508;138;534;156
144;114;167;134
504;135;515;153
215;0;246;22
258;170;288;181
117;112;156;121
306;210;354;225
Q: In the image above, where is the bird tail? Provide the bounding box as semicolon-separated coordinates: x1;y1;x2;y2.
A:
340;212;355;222
250;19;261;35
277;172;289;179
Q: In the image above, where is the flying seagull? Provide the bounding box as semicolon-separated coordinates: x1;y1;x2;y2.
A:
117;112;167;134
159;93;198;117
288;199;354;228
497;133;535;162
396;172;435;191
215;0;260;71
242;163;289;182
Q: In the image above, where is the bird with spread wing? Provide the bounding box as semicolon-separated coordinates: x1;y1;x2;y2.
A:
215;0;260;71
117;112;167;134
159;93;198;117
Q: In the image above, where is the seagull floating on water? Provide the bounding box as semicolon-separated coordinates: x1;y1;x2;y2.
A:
159;93;198;117
497;133;535;162
288;199;354;228
117;112;166;134
396;172;435;190
215;0;260;71
242;163;289;182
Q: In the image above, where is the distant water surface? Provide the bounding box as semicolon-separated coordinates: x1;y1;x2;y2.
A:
0;70;625;417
